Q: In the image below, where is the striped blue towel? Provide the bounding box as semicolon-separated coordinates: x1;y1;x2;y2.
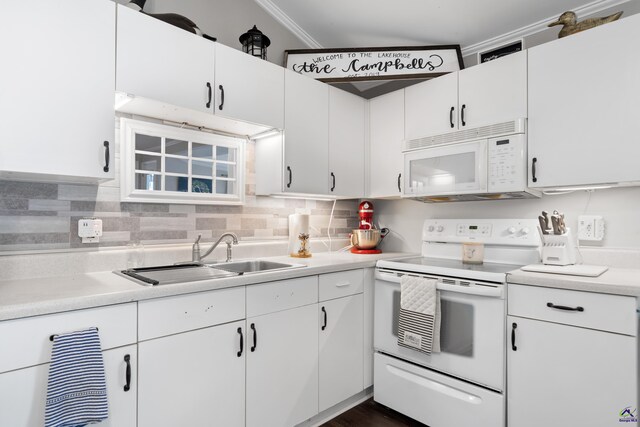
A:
45;327;109;427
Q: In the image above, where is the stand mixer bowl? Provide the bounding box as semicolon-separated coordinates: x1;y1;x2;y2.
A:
351;228;389;249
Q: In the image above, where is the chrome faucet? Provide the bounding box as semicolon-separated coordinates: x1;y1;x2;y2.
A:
192;232;239;263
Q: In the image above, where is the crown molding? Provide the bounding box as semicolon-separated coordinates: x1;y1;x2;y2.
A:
461;0;631;57
253;0;324;49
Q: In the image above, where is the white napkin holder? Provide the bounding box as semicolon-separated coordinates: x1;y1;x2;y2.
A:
541;228;577;266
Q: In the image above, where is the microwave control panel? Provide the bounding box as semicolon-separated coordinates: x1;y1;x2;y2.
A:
487;134;526;192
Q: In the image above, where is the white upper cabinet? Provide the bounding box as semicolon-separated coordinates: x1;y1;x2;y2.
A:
329;87;366;198
528;14;640;189
369;89;405;198
405;51;527;140
214;44;284;129
0;0;115;183
116;5;214;114
283;70;329;195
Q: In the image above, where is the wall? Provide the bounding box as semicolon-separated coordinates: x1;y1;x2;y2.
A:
0;115;358;253
142;0;308;66
376;187;640;254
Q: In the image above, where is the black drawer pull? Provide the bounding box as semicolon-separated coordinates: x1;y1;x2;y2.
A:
321;306;327;331
237;327;244;357
206;82;212;109
250;323;257;352
330;172;336;192
449;106;454;128
461;104;466;126
547;302;584;312
511;322;517;351
286;166;292;188
219;84;225;110
124;354;131;392
103;141;110;173
397;173;402;193
532;157;538;183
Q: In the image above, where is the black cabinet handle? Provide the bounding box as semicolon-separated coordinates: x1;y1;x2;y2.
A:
237;327;244;357
449;106;455;128
250;323;257;352
321;306;327;331
532;157;538;183
511;323;517;351
103;141;110;173
219;85;225;110
397;173;402;193
547;302;584;312
286;166;292;188
124;354;131;392
330;172;336;192
461;104;466;126
206;82;212;109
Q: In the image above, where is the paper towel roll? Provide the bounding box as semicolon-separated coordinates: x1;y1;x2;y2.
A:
289;214;311;257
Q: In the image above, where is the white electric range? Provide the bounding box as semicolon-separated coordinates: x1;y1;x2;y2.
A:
374;219;540;427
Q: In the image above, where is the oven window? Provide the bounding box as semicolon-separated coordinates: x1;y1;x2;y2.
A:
409;152;476;192
392;291;474;357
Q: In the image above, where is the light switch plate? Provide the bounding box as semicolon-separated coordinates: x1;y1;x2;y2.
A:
78;218;103;243
578;215;604;241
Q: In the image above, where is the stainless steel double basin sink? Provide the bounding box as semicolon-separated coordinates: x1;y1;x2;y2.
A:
119;259;305;286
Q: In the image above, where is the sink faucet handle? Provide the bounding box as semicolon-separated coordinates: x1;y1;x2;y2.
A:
195;234;202;244
225;240;233;262
192;234;202;262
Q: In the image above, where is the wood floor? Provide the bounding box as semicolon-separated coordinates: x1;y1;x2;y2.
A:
321;398;427;427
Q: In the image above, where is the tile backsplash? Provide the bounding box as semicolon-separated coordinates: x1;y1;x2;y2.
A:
0;117;359;253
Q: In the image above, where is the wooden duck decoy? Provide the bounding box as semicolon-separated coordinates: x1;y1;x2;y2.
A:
548;10;623;38
126;0;217;41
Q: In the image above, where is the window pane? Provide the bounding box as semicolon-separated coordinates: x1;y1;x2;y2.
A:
165;139;189;156
192;178;213;194
136;154;161;172
165;176;189;192
193;143;213;159
192;160;213;177
216;180;235;195
166;157;188;174
216;146;236;162
215;163;235;179
135;134;161;153
135;173;161;191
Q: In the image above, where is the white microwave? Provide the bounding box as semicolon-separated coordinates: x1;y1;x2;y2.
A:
403;121;540;202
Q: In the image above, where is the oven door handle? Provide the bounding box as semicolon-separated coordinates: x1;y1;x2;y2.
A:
375;270;503;298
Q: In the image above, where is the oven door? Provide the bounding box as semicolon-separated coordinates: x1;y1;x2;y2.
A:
374;269;505;391
403;140;487;196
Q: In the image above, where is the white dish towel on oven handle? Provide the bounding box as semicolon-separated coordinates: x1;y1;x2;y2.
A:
398;275;441;354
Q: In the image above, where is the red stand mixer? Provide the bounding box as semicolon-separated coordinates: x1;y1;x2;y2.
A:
350;201;389;254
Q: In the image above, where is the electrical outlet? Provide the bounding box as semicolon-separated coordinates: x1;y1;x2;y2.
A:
78;218;103;243
578;215;605;241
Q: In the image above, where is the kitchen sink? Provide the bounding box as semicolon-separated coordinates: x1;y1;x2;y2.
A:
208;260;305;274
118;263;238;286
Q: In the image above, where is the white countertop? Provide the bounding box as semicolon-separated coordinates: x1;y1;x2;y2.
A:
508;266;640;297
0;252;411;321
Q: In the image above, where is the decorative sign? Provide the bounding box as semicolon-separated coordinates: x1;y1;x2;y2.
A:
478;39;524;64
284;46;464;83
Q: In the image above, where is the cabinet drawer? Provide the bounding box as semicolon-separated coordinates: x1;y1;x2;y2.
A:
246;276;318;317
139;287;245;341
508;284;637;336
0;303;137;374
319;269;364;301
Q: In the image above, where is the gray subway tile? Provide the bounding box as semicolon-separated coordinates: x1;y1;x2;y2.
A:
29;199;71;211
0;216;70;233
196;218;228;230
0;232;69;245
241;218;267;229
0;181;58;199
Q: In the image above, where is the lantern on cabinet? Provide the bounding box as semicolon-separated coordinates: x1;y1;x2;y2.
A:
239;25;271;60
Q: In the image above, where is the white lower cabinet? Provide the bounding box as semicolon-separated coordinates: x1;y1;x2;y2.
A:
246;303;319;427
507;284;638;427
0;345;137;427
319;294;364;412
138;320;245;427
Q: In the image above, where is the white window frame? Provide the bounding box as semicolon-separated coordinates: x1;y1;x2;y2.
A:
120;118;245;205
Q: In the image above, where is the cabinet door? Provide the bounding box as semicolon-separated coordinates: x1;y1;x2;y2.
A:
369;90;405;198
405;72;458;139
458;51;527;129
138;321;245;427
215;43;284;129
507;316;637;427
0;0;115;182
284;70;329;195
0;345;137;427
528;15;640;188
116;5;214;115
329;87;365;198
319;294;364;412
246;304;319;427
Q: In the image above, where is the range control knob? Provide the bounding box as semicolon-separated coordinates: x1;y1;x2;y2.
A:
521;227;530;235
427;225;435;232
507;226;517;235
436;225;445;232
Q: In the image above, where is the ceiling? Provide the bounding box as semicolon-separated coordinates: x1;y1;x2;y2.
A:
254;0;625;54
